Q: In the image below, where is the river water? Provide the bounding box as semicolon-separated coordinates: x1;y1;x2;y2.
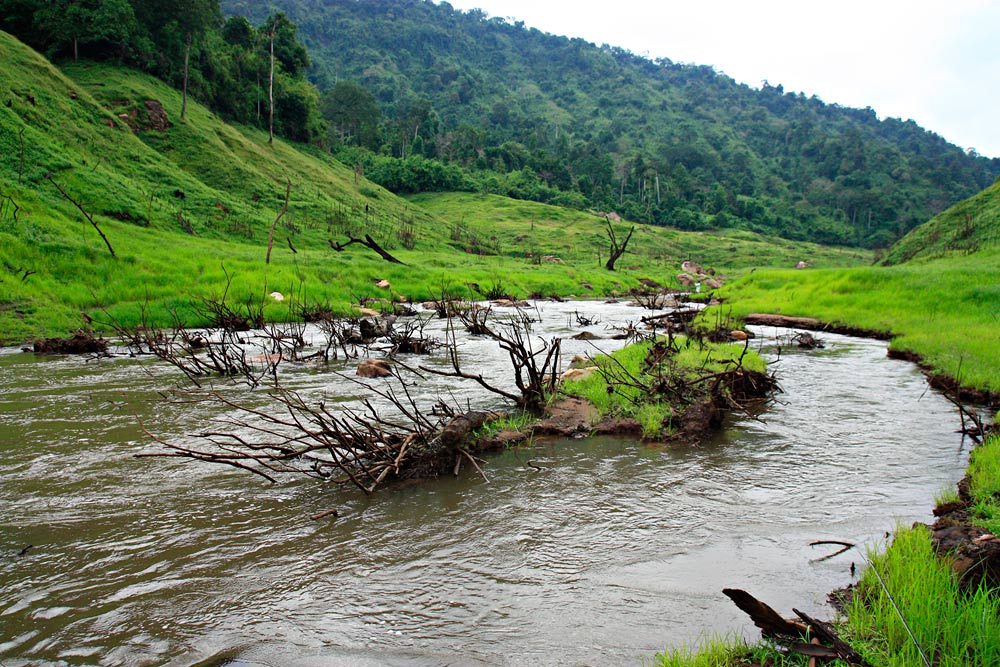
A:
0;301;975;666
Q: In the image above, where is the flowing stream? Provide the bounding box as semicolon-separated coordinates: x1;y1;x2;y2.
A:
0;301;976;666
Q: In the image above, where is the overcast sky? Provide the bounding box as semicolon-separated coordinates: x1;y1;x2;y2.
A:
442;0;1000;158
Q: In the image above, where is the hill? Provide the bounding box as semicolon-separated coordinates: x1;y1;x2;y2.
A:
0;31;872;344
880;177;1000;265
223;0;999;248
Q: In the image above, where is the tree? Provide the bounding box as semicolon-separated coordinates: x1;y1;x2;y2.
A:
33;0;141;61
321;81;381;148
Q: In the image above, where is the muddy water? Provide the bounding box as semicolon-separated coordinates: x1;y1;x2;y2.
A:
0;302;975;666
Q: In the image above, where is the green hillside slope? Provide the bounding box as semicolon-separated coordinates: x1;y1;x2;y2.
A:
0;32;869;344
880;177;1000;265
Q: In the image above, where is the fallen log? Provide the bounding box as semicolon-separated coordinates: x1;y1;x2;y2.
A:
793;608;870;666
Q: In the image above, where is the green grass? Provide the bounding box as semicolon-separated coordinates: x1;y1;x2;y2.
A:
881;177;1000;265
705;249;1000;392
969;435;1000;534
846;524;1000;666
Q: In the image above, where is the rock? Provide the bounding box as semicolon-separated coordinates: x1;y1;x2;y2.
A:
356;306;379;317
356;358;393;378
572;331;601;340
677;273;696;287
796;261;809;269
704;277;722;289
269;291;284;301
730;330;749;341
560;366;600;382
580;282;593;290
681;260;703;275
375;279;391;289
638;278;662;289
569;354;590;368
541;255;564;264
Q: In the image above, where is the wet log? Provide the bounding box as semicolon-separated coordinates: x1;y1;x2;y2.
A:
33;332;107;355
721;588;808;640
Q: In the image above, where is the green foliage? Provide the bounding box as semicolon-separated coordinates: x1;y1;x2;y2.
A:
881;177;1000;264
0;1;326;144
218;0;999;248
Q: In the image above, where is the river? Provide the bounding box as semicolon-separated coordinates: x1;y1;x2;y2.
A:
0;300;975;666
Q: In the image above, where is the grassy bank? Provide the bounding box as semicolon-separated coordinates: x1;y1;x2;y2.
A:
704;249;1000;393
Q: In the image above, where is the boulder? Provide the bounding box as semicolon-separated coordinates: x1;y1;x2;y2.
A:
730;330;749;341
681;260;703;275
703;277;722;289
357;358;393;378
677;273;696;287
560;366;600;382
269;291;284;301
796;261;809;269
375;279;391;289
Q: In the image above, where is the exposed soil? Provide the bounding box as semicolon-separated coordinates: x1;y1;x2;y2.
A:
926;475;1000;592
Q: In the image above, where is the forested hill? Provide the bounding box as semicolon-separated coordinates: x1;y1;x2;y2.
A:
223;0;999;248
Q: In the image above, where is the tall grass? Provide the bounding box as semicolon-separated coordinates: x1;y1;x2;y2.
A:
847;525;1000;666
709;251;1000;391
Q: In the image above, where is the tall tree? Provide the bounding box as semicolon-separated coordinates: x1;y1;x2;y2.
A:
33;0;140;60
320;81;381;148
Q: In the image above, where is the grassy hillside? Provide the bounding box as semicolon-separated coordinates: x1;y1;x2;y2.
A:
0;32;874;345
880;177;1000;265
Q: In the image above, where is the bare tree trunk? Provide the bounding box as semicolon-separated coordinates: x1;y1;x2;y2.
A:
181;32;191;121
268;33;275;145
73;37;78;61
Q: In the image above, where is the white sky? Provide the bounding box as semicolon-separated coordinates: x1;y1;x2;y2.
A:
441;0;1000;158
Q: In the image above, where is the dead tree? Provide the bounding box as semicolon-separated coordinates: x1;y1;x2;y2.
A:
604;220;634;271
421;316;561;414
330;234;406;265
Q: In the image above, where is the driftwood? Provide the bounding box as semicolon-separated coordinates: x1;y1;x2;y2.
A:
33;331;107;355
330;234;405;265
723;588;870;666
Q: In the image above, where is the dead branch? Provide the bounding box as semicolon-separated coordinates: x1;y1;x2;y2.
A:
45;173;116;259
330;233;406;265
